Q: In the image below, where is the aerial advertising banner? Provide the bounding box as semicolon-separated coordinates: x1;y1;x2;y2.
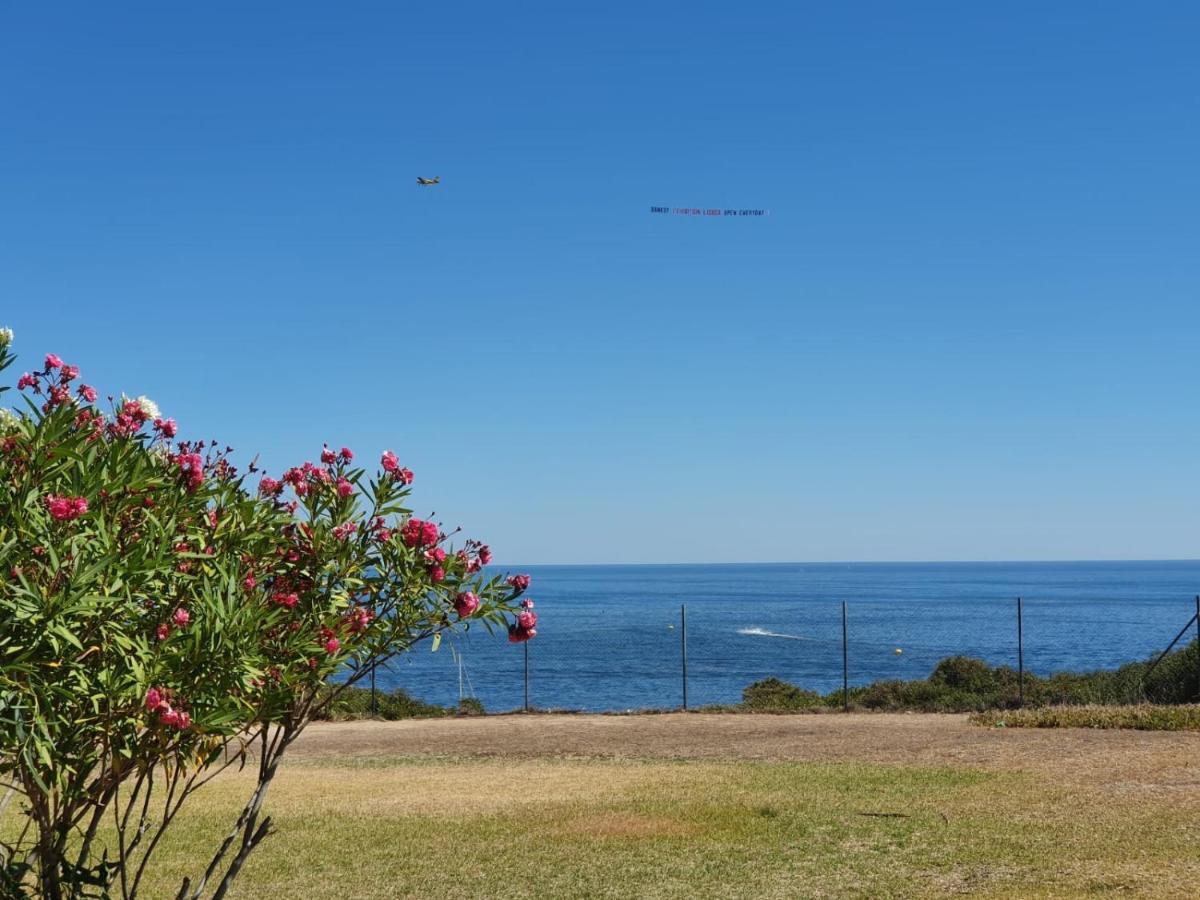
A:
650;206;769;217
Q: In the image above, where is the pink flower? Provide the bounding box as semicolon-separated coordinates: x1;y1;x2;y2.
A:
478;545;492;565
430;566;445;583
336;477;353;497
153;417;177;438
258;476;283;497
507;623;536;643
243;573;256;591
177;453;204;492
321;445;337;464
46;384;71;409
507;574;532;592
156;623;171;641
453;591;479;618
343;606;374;633
145;687;164;710
339;447;353;461
323;636;340;654
173;608;190;627
520;598;535;609
78;384;98;403
60;364;80;381
400;518;439;548
381;451;414;484
332;521;357;541
44;353;63;369
45;494;88;521
424;547;447;564
517;610;538;630
273;591;299;609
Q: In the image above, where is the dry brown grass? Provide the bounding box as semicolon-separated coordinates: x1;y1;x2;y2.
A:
28;714;1200;898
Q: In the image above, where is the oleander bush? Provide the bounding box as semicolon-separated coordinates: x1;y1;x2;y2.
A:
0;329;535;899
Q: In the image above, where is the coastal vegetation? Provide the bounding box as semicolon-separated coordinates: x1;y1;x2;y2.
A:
318;641;1200;724
739;641;1200;714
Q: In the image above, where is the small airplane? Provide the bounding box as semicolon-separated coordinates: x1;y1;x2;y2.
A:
416;176;440;186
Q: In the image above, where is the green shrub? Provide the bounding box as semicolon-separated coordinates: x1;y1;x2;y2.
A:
315;685;450;720
456;697;486;716
740;640;1200;715
742;677;823;711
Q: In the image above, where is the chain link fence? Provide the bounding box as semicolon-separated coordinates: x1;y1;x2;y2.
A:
353;594;1200;715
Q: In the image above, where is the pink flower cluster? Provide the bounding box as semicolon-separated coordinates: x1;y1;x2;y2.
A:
145;686;191;731
272;591;299;609
176;452;204;492
44;493;88;521
454;591;479;618
508;604;538;643
380;450;413;484
401;517;439;549
318;626;340;654
17;353;95;413
506;573;532;593
424;546;446;582
343;605;374;634
155;607;191;641
258;476;283;497
109;399;152;438
455;540;492;575
332;521;357;541
321;444;354;464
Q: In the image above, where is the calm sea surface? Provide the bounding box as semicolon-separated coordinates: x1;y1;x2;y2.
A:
373;561;1200;712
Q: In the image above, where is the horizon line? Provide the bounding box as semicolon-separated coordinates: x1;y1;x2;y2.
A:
497;557;1200;568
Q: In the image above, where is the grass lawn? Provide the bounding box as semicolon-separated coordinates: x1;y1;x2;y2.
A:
135;750;1198;899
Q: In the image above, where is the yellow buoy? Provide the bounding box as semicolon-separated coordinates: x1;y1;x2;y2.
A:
894;648;903;655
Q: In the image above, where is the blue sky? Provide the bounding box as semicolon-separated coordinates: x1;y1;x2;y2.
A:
2;2;1197;564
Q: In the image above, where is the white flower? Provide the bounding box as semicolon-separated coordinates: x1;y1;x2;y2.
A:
0;407;20;432
120;393;161;420
135;396;161;420
0;327;12;349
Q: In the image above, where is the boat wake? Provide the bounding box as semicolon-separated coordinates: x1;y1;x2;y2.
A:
736;627;813;641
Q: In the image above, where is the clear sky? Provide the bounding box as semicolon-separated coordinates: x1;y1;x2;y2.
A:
2;2;1197;564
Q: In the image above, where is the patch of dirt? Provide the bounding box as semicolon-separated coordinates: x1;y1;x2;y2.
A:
290;712;1200;790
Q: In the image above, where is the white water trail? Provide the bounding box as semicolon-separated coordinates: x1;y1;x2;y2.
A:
736;627;815;642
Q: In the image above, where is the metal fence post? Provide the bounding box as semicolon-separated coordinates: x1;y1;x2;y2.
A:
370;666;377;716
842;601;849;712
523;640;530;712
1195;595;1199;701
1017;597;1025;706
680;603;688;711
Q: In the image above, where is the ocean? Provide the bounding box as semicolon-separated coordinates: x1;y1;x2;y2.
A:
372;560;1200;712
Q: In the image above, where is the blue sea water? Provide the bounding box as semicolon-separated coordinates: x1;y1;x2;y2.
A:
373;561;1200;712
